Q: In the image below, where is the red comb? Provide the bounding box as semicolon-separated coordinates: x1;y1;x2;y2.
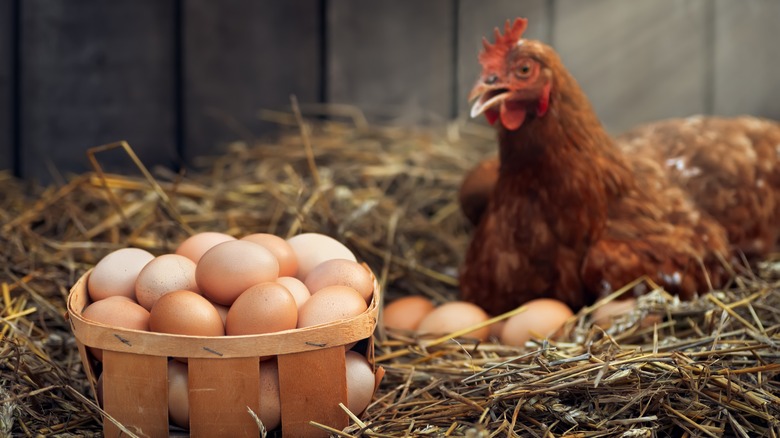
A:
478;18;528;68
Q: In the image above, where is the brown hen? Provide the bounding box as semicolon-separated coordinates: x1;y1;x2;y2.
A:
458;18;779;315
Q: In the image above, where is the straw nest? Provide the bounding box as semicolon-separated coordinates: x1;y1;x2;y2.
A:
1;107;778;437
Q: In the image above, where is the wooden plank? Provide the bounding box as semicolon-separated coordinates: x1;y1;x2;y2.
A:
183;0;320;164
188;357;261;437
713;1;780;118
457;0;549;118
0;0;12;172
328;0;455;123
278;347;348;437
20;1;176;182
102;351;169;438
553;0;708;134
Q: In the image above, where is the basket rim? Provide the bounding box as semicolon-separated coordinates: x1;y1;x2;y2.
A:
68;268;381;358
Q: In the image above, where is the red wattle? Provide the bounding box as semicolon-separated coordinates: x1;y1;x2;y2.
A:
536;82;552;117
485;109;499;126
500;101;527;131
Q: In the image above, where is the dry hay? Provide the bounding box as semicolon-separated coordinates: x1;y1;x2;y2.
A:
0;109;778;437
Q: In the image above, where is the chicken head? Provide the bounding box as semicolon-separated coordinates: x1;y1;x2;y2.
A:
469;18;552;131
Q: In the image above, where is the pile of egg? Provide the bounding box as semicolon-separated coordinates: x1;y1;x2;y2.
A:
383;295;651;344
83;232;377;431
382;296;575;346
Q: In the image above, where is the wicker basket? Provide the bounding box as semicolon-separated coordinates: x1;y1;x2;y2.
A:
67;269;383;437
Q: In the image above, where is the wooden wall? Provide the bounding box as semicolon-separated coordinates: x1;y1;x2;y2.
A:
0;0;12;172
1;0;779;182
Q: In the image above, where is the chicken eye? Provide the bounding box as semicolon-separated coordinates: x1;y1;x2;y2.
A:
485;74;498;85
516;62;533;79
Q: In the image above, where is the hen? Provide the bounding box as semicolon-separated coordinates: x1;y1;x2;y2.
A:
458;18;780;315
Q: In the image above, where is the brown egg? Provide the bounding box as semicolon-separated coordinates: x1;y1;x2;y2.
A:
259;359;281;431
489;320;506;340
175;232;236;263
592;297;662;329
305;259;374;303
196;240;280;306
241;233;298;278
500;298;573;347
286;233;356;280
149;290;225;337
382;295;435;331
276;277;311;308
345;351;375;415
225;283;297;336
592;297;637;329
211;301;229;327
168;360;189;429
81;297;151;361
135;254;200;310
297;285;367;328
88;248;154;301
417;301;490;341
103;295;138;303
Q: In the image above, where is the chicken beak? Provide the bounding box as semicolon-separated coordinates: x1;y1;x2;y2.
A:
469;83;509;119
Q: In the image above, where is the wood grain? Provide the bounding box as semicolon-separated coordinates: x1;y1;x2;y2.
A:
102;350;168;438
188;357;261;437
457;0;549;118
554;0;708;134
278;347;348;437
183;0;321;164
0;0;12;171
713;1;780;119
20;0;177;183
328;0;455;123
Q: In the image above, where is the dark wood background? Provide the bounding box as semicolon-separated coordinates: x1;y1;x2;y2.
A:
1;0;778;182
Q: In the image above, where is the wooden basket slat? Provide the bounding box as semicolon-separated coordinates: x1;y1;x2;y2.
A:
103;350;169;437
189;357;261;437
75;337;99;401
278;347;348;437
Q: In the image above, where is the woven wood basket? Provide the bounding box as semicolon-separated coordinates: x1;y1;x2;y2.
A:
67;268;383;437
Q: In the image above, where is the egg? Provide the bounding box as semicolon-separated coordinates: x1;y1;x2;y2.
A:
196;240;280;306
87;248;154;301
500;298;573;347
345;351;375;415
259;359;281;431
275;277;311;308
304;259;374;303
175;232;236;263
241;233;298;277
149;290;225;337
591;297;662;329
382;295;435;331
102;295;138;303
489;320;506;340
225;283;297;336
81;297;150;361
417;301;490;341
135;254;200;310
168;360;189;429
211;301;230;327
592;297;637;329
297;285;367;328
286;233;356;280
